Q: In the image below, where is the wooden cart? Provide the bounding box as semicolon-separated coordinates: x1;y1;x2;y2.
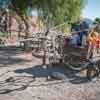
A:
63;41;100;80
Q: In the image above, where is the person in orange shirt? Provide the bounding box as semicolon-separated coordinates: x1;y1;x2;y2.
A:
86;28;99;60
97;34;100;53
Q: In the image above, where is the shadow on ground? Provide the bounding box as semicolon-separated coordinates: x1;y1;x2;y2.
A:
15;64;90;84
0;64;90;94
0;46;31;67
0;75;35;94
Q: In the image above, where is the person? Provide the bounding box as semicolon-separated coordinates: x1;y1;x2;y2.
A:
86;28;99;60
97;34;100;53
86;27;100;80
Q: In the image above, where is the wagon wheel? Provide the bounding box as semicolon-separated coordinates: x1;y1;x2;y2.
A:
55;35;65;54
32;39;45;58
53;35;65;64
64;54;85;71
86;62;100;80
32;36;51;59
32;49;44;58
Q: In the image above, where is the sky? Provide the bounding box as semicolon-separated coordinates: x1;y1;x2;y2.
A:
82;0;100;20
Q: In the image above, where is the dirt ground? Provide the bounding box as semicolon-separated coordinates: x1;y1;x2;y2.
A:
0;46;100;100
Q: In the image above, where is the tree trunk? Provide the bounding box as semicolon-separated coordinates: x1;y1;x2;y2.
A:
11;7;30;49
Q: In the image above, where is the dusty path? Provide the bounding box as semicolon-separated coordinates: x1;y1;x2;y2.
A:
0;46;100;100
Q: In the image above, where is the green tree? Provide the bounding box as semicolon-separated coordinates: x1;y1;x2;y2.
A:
0;0;87;36
95;17;100;24
9;0;87;27
35;0;87;27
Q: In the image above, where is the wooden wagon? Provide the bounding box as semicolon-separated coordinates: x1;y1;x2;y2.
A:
30;30;100;80
63;39;100;80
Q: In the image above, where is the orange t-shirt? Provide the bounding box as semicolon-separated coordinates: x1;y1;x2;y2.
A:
87;32;99;47
98;35;100;48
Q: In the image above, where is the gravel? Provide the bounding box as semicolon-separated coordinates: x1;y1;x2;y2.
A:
0;47;100;100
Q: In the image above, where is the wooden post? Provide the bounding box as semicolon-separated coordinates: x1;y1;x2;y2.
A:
42;37;47;66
